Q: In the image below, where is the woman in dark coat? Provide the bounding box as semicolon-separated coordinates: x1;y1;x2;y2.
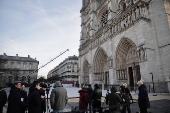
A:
0;86;7;113
28;81;44;113
78;88;88;113
137;81;150;113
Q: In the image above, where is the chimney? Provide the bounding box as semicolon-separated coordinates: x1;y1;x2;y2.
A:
35;57;36;60
28;55;30;58
3;53;7;56
16;54;18;57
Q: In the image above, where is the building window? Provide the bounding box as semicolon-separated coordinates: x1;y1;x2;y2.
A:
24;64;26;69
30;65;32;69
18;64;20;69
10;62;14;68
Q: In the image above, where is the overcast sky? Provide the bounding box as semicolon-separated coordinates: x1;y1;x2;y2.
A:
0;0;82;78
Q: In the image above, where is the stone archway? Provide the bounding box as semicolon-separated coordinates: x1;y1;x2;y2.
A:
115;38;141;89
93;47;108;84
83;59;89;84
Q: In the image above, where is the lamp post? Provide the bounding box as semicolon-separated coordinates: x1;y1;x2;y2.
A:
27;75;30;83
149;72;155;93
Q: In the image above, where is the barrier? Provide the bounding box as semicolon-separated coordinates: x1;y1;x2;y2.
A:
45;96;137;113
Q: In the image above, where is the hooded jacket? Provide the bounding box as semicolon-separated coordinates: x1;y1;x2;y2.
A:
28;86;42;113
50;81;68;110
78;89;88;110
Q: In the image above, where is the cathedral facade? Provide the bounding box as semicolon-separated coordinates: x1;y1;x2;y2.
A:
79;0;170;92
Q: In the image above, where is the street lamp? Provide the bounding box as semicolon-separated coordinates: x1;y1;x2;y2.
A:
149;72;155;93
27;75;30;83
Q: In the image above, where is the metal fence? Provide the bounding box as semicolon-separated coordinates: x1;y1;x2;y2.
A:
44;96;137;113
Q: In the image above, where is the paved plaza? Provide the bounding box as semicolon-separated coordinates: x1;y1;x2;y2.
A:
2;87;170;113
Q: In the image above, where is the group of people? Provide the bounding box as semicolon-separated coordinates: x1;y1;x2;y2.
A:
5;81;49;113
0;80;150;113
78;84;102;113
0;81;49;113
78;81;150;113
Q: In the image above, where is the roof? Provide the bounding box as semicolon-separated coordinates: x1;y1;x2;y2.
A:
68;55;78;60
0;55;39;63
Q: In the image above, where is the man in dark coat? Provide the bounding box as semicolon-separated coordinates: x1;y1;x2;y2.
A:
106;86;121;113
137;81;150;113
39;83;47;113
7;81;25;113
78;87;88;112
91;84;102;113
28;81;44;113
86;84;93;113
0;86;7;113
21;83;28;113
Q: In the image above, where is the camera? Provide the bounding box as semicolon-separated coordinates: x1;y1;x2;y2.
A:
46;88;49;94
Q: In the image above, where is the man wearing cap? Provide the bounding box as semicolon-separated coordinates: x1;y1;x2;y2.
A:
137;81;150;113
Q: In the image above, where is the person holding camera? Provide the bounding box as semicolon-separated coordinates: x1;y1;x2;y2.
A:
39;84;48;113
120;83;131;113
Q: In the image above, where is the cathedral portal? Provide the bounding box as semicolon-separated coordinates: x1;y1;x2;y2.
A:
115;38;141;89
93;47;108;85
